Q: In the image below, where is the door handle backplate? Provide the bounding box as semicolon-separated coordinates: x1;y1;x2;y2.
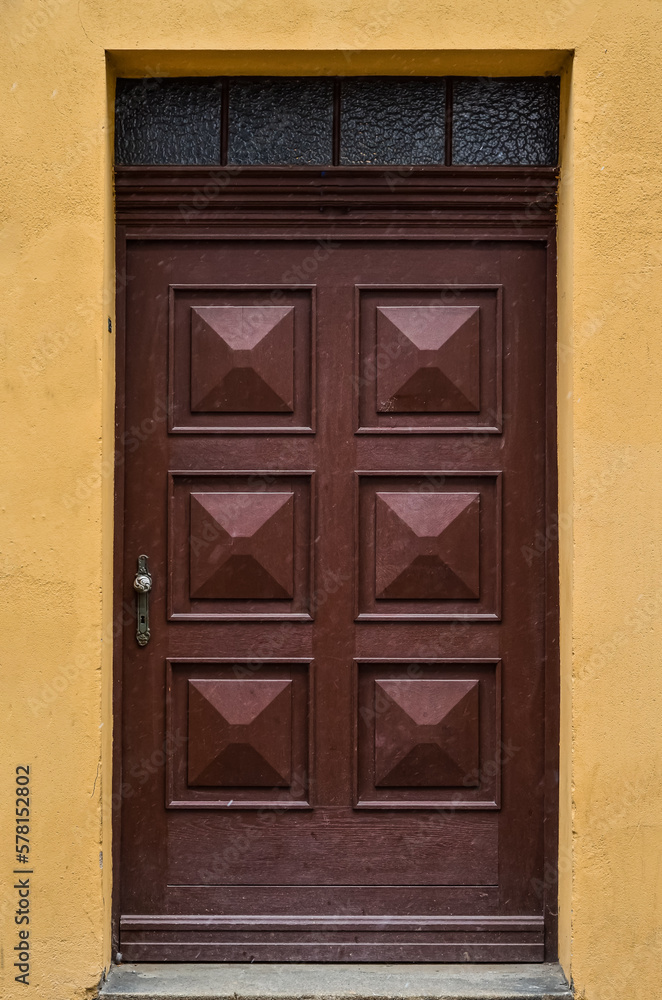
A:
133;554;152;647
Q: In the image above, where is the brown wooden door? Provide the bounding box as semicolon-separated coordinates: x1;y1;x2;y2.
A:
116;182;557;961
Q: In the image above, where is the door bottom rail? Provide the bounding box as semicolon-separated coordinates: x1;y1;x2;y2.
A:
119;914;545;963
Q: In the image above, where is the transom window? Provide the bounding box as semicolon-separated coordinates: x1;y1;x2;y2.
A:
115;75;559;167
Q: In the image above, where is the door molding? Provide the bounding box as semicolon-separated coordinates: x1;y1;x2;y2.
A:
115;165;557;231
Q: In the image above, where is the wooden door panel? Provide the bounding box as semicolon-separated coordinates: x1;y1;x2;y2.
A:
118;232;553;961
165;884;500;915
356;472;501;620
170;286;315;434
168;472;314;620
354;660;500;808
357;286;502;433
167;811;498;885
166;659;312;809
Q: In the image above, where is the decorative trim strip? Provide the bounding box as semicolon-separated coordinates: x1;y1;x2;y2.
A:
115;165;558;226
121;913;544;932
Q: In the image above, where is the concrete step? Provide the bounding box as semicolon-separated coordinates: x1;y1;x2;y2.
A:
100;963;572;1000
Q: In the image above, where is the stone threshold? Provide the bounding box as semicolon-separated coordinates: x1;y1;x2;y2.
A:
100;963;572;1000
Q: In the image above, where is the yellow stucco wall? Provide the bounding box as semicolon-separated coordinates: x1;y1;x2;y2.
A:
1;2;661;998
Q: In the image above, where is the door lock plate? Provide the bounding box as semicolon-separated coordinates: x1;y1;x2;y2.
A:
133;554;152;647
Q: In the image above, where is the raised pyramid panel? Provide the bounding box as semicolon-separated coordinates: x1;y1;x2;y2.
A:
191;493;294;599
376;305;480;413
374;679;480;787
189;491;294;600
166;660;311;809
169;472;313;621
356;287;501;434
191;305;295;413
356;473;501;621
170;288;314;433
187;678;292;787
353;660;500;809
375;492;480;600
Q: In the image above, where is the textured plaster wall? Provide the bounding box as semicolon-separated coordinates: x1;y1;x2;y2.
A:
0;2;661;998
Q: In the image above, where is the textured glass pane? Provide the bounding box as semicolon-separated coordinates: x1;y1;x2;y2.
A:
228;78;333;165
115;78;222;165
452;77;559;166
340;78;446;165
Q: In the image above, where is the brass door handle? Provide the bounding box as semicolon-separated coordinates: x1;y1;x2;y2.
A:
133;554;152;647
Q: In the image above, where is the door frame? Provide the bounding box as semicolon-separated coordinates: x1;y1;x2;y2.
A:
112;164;560;960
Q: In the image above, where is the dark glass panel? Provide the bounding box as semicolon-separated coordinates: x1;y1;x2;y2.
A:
228;78;333;165
452;77;560;166
340;77;446;165
115;78;222;166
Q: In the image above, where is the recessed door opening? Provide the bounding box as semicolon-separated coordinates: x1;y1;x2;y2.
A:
113;75;560;963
